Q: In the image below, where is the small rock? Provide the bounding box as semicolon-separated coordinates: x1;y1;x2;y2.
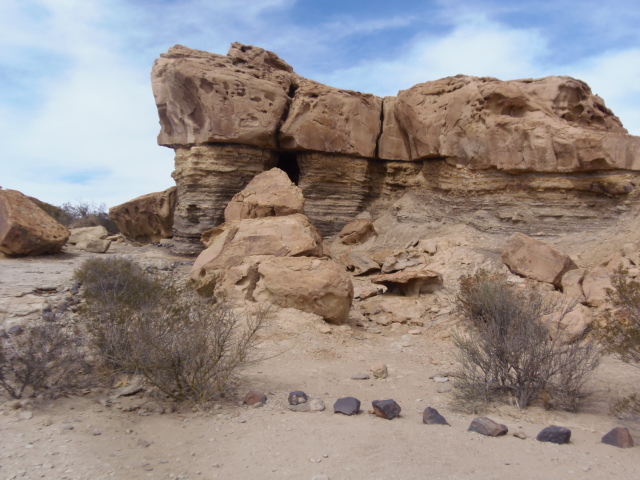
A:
601;427;634;448
288;391;308;405
408;329;421;335
536;426;571;444
111;382;144;399
513;431;527;440
372;399;401;420
92;429;102;436
308;398;326;412
137;438;151;448
436;385;452;393
351;373;370;380
243;391;267;406
252;402;264;408
42;417;52;426
468;417;508;437
317;324;332;334
42;311;56;322
19;411;33;420
370;364;388;379
333;397;360;416
8;325;23;336
433;376;449;383
422;407;450;426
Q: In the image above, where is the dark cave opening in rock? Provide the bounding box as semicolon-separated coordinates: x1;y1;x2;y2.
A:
276;151;300;185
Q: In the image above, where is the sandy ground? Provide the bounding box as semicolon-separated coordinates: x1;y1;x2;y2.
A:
1;244;639;480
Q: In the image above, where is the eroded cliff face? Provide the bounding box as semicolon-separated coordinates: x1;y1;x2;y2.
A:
152;43;640;254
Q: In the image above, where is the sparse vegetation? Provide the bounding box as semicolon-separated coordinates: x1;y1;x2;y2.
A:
451;271;600;412
75;257;267;403
35;199;118;234
0;321;94;400
601;269;640;415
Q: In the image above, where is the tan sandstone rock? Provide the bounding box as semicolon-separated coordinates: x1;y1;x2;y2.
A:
279;82;382;158
338;220;377;245
544;303;593;342
76;238;111;254
381;251;427;274
224;168;304;222
222;256;353;324
0;189;70;256
371;269;442;296
191;214;326;294
68;226;109;245
502;233;576;286
338;251;380;276
582;267;613;307
109;187;177;244
561;268;586;303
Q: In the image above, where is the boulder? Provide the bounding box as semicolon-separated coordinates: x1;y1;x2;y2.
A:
536;425;571;444
109;187;177;244
191;214;326;293
372;399;401;420
582;267;613;307
544;304;593;342
333;397;360;415
338;251;380;276
280;83;382;158
468;417;508;437
502;233;576;286
338;220;376;245
422;407;450;426
601;427;634;448
67;226;109;245
371;269;442;296
0;189;70;256
224;168;304;222
561;268;586;303
379;75;637;169
220;256;353;324
152;45;291;149
76;238;111;254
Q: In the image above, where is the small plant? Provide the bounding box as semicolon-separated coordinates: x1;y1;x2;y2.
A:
451;271;600;412
0;321;93;400
76;257;268;403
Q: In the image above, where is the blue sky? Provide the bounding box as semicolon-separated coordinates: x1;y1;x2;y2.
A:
2;0;640;208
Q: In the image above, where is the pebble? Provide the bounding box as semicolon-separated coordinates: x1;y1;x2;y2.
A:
433;376;449;383
370;364;388;379
351;373;370;380
92;429;102;436
408;329;421;335
19;411;33;420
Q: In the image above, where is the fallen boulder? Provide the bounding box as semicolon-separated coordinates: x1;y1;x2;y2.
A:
468;417;508;437
109;186;177;244
502;233;576;286
338;220;376;245
536;425;571;444
68;226;109;245
422;407;450;426
338;251;380;276
333;397;360;415
601;427;634;448
224;168;304;222
0;189;70;256
372;399;401;420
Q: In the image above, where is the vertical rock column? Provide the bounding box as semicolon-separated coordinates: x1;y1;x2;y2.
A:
171;144;277;255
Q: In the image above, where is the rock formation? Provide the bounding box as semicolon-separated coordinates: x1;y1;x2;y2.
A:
0;188;70;256
152;43;640;255
190;169;353;323
109;187;177;244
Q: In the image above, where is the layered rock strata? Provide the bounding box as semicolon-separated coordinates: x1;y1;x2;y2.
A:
152;43;640;254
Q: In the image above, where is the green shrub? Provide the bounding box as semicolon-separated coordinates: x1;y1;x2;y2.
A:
451;271;600;412
0;321;94;400
76;257;268;403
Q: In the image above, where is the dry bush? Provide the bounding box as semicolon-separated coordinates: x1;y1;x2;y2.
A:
451;271;600;412
600;269;640;415
76;257;268;403
0;321;94;400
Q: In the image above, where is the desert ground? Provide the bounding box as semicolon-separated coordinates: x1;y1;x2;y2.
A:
1;243;639;480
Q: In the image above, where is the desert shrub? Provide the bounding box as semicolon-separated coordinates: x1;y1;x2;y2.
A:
451;271;600;412
76;257;267;403
37;200;118;234
0;321;94;400
600;269;640;415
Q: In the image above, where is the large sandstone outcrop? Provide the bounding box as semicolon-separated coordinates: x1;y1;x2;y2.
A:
152;43;640;254
0;189;70;256
109;187;177;244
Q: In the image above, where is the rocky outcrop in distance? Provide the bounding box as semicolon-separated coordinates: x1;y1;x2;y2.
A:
152;43;640;254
